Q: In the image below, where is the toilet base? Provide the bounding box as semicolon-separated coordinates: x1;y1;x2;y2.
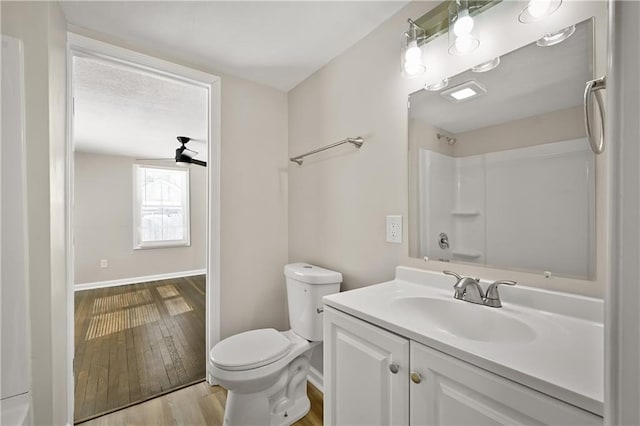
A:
222;352;313;426
270;391;310;426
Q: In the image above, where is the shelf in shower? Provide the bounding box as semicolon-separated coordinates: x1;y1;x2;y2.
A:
451;249;482;259
451;210;480;217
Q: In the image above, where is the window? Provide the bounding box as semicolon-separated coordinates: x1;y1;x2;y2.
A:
134;165;190;249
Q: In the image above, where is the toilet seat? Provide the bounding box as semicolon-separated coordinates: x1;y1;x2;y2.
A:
210;328;292;371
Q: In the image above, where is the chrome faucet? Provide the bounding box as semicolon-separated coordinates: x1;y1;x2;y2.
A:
484;280;517;308
443;271;516;308
444;271;484;305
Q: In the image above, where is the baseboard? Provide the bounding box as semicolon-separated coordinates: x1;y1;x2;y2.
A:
74;269;206;292
307;366;323;394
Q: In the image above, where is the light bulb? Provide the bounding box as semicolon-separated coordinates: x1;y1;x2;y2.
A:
403;39;425;76
455;34;474;54
405;40;421;63
453;9;474;36
404;61;425;76
527;0;551;18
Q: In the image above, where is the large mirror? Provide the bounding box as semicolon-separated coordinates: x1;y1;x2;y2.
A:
408;19;596;280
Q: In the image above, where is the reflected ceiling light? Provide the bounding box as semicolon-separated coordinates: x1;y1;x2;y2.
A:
449;1;479;56
441;80;487;103
536;25;576;46
425;78;449;91
402;19;426;77
472;57;501;73
518;0;562;23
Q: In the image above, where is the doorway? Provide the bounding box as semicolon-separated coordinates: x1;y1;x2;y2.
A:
66;34;221;423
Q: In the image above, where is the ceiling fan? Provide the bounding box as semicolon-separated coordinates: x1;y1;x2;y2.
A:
175;136;207;167
139;136;207;167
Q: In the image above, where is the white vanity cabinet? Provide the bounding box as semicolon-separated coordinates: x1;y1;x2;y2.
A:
325;306;602;426
324;306;409;425
410;341;601;426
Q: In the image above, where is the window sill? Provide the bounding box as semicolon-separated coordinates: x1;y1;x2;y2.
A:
134;241;191;250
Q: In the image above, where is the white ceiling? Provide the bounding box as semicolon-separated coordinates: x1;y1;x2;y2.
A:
409;20;593;134
73;55;209;159
60;1;409;92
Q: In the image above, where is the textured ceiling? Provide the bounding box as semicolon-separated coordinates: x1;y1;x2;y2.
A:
60;1;409;92
409;20;593;134
73;55;208;159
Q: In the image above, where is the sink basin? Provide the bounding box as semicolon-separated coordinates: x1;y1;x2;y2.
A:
391;297;537;343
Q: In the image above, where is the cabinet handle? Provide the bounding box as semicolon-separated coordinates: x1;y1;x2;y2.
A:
410;371;422;384
389;362;399;374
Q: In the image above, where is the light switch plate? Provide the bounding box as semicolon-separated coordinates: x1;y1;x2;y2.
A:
386;215;402;243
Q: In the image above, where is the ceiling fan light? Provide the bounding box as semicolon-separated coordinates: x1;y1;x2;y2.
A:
174;135;207;167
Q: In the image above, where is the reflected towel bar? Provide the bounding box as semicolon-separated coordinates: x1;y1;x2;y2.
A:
584;76;606;154
290;137;364;165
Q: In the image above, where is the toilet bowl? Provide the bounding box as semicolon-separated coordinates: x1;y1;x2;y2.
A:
209;263;342;426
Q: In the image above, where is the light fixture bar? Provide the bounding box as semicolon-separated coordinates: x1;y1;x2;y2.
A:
412;0;503;45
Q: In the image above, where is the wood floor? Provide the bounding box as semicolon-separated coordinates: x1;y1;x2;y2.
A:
78;381;323;426
74;275;206;423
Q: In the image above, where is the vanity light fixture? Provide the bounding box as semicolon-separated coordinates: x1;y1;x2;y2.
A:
472;57;501;73
448;1;480;56
518;0;562;23
441;80;487;102
536;25;576;46
425;78;449;91
402;19;426;77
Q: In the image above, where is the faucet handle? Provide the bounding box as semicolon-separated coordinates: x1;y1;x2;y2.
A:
484;280;516;308
443;270;462;280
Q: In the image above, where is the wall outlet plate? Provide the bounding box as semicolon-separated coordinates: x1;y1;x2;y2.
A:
100;259;108;268
386;215;402;243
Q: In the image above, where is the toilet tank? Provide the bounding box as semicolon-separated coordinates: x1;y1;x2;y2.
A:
284;263;342;341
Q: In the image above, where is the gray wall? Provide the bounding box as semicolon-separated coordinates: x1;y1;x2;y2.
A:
74;153;207;284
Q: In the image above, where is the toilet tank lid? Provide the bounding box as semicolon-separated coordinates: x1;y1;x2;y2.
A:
284;263;343;285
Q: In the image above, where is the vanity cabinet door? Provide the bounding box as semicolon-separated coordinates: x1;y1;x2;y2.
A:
324;306;409;426
409;341;602;426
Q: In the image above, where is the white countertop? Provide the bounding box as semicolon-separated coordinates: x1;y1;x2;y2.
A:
323;266;604;416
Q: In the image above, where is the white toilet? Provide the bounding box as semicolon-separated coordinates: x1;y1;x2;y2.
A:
209;263;342;426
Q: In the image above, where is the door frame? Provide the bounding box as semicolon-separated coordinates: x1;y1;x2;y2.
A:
604;1;640;425
65;33;221;423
